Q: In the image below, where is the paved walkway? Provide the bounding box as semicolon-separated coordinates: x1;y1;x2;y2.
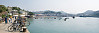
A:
0;18;30;33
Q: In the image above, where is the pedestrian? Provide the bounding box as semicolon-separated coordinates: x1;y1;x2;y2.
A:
5;17;7;24
8;18;11;23
15;16;16;19
10;16;12;23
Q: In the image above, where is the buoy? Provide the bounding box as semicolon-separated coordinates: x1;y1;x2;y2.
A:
54;18;56;19
64;18;69;21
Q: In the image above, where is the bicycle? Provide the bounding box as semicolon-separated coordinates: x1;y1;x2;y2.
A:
8;19;30;32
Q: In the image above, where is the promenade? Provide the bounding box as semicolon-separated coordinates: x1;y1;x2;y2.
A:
0;18;30;33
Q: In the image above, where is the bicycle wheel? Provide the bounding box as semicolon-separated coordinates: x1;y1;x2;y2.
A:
8;25;14;32
19;27;23;32
25;20;30;26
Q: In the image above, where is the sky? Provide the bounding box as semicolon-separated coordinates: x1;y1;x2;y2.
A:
0;0;99;14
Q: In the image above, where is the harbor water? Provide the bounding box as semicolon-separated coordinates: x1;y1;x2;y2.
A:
27;17;99;33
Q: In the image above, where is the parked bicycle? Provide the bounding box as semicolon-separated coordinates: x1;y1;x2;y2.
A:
8;22;22;32
7;18;30;32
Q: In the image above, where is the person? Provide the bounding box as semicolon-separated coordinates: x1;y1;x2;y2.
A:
15;16;16;19
5;17;7;24
8;18;11;23
10;16;12;23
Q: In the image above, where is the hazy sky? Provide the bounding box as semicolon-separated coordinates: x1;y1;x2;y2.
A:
0;0;99;14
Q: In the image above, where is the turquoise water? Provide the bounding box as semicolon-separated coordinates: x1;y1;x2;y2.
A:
27;17;99;33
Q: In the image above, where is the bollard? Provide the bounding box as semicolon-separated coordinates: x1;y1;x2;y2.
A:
22;27;27;32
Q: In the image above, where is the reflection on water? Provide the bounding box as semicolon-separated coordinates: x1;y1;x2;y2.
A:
27;17;99;33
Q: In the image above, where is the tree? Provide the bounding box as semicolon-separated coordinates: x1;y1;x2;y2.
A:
28;12;34;15
12;7;21;11
0;8;3;13
2;14;6;18
56;12;61;14
0;5;7;13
